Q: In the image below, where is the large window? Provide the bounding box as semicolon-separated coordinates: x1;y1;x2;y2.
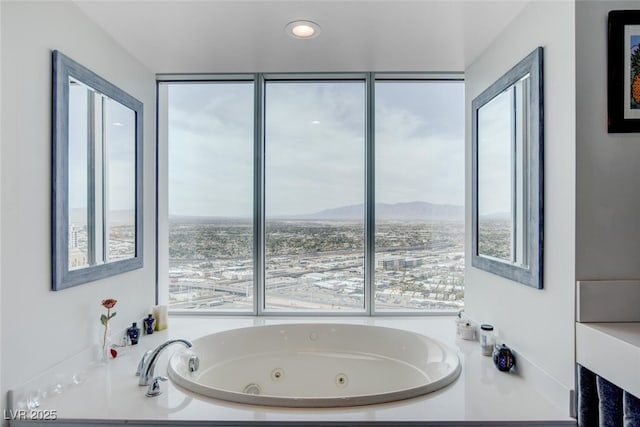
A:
166;82;254;311
375;81;465;311
264;81;366;311
161;75;464;314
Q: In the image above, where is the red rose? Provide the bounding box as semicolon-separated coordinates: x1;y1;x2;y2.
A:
101;299;117;309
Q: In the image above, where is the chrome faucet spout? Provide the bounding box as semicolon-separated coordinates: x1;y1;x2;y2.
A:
138;339;193;386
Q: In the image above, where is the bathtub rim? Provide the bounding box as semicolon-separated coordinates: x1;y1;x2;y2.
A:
167;322;462;408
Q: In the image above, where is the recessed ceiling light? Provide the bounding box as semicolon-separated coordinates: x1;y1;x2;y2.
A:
285;20;321;39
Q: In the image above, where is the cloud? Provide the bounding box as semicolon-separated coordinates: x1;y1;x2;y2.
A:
167;80;465;217
168;83;254;217
265;82;365;216
477;88;511;215
375;81;464;206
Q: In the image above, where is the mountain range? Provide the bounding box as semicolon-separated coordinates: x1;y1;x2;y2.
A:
299;201;464;220
170;201;464;222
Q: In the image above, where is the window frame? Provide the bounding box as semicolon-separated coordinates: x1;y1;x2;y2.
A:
157;72;464;316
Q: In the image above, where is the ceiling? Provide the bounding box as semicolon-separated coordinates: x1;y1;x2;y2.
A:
74;0;530;74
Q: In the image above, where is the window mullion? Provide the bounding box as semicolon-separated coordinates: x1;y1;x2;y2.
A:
87;89;97;266
101;96;109;263
255;74;265;316
365;73;375;316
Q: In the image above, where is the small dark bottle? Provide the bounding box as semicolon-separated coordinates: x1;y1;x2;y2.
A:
127;322;140;345
143;314;155;335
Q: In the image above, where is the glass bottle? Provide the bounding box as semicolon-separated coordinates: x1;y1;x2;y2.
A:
144;314;155;335
127;322;140;345
480;324;495;356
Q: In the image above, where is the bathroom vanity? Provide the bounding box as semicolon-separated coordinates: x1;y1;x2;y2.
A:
575;280;640;421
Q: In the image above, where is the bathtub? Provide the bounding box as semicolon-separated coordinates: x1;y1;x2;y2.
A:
167;323;461;407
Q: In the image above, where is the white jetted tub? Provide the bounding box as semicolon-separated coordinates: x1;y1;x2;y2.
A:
168;323;461;407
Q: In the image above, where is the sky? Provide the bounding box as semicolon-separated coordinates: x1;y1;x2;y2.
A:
477;76;530;217
68;81;136;215
167;79;465;218
477;86;512;217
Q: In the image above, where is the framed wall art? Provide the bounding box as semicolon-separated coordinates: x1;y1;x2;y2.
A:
608;10;640;133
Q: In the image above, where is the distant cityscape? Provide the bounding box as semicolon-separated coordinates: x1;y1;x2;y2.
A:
169;216;465;311
68;223;136;269
478;218;512;261
68;208;513;312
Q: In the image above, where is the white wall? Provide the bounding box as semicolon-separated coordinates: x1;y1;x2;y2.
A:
465;0;576;410
0;0;155;404
576;0;640;280
0;0;3;404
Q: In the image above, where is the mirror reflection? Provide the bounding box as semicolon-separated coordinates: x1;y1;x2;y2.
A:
477;75;529;266
68;79;137;270
471;47;543;289
53;50;143;290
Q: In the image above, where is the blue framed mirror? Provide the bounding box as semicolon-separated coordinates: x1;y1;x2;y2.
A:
52;50;143;290
471;47;543;289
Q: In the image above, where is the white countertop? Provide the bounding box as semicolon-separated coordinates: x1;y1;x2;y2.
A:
576;322;640;398
10;316;574;425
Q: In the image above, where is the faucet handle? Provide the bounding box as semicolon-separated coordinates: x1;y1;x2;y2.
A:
136;350;152;376
188;354;200;372
145;376;168;397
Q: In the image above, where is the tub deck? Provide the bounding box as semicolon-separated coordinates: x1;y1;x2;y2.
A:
8;316;575;426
